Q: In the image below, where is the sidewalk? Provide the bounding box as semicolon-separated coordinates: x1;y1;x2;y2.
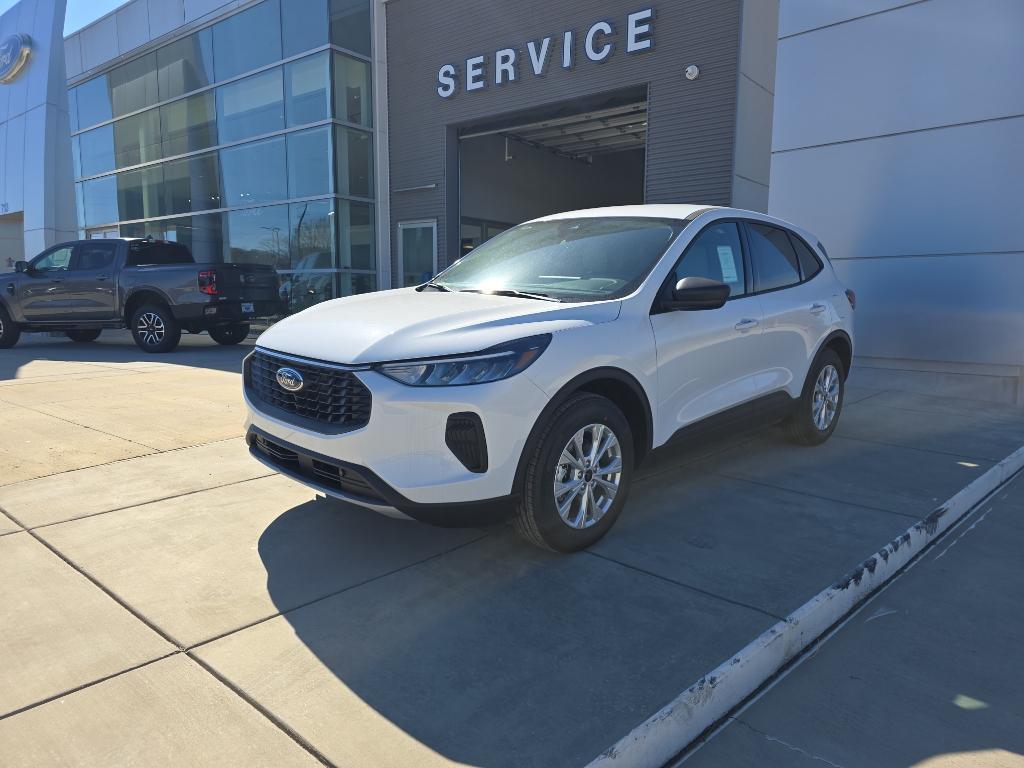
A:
684;472;1024;768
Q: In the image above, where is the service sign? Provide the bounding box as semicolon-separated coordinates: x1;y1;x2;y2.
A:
0;33;32;84
437;8;654;99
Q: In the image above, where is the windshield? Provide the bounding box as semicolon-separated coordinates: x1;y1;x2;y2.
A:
430;217;685;302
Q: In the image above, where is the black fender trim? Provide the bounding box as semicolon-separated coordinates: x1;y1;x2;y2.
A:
815;329;854;380
512;367;655;489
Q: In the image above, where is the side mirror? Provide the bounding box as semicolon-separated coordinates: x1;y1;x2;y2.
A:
664;276;731;311
14;261;28;273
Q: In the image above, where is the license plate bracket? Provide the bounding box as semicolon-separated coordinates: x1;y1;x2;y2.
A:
241;302;254;314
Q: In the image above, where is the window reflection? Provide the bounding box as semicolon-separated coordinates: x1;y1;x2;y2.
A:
212;0;282;81
286;53;330;127
283;0;328;57
157;29;215;101
82;176;118;227
161;92;218;156
224;204;289;266
337;200;374;270
76;125;115;176
332;53;371;126
163;153;221;214
279;271;337;314
334;127;373;198
290;200;336;270
220;136;287;206
287;127;332;198
114;109;162;167
217;68;285;143
329;0;372;56
109;53;158;117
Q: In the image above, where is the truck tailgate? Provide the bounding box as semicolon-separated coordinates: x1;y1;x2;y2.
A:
211;264;280;301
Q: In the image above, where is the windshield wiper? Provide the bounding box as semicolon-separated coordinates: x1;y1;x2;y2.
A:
458;288;562;302
418;281;453;292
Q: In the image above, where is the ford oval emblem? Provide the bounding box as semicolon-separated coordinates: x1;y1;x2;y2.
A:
276;367;304;392
0;34;32;84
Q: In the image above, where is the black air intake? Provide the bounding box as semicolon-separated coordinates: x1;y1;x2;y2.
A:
445;413;488;473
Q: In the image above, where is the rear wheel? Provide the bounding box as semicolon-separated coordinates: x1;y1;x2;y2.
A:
0;304;21;349
786;348;844;445
513;393;634;552
208;323;250;346
66;329;102;343
130;303;181;353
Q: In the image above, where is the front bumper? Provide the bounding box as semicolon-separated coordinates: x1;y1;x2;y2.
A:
243;361;550;519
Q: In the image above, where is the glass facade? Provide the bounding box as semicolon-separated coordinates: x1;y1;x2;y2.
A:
69;0;376;313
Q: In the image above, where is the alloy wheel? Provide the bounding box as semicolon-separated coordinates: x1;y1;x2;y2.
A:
553;423;623;529
137;312;165;346
811;363;840;431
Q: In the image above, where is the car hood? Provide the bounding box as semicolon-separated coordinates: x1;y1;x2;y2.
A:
256;287;622;364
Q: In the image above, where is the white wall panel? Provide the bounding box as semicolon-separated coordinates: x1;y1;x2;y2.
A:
79;13;118;72
770;116;1024;259
774;0;1024;151
778;0;919;37
147;0;185;39
116;0;151;55
833;253;1024;367
64;33;83;78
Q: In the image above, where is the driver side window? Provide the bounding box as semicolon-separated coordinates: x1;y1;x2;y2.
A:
672;222;747;297
31;246;74;273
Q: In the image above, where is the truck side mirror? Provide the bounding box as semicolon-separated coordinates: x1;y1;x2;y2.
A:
14;261;28;273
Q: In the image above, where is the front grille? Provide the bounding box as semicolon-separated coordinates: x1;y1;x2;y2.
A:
246;350;372;432
250;432;385;504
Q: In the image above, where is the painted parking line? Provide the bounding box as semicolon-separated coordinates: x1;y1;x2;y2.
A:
586;443;1024;768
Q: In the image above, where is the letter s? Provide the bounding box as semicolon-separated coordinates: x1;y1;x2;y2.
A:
437;64;457;98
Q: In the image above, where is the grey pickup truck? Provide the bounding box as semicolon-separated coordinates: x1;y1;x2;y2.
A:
0;238;282;353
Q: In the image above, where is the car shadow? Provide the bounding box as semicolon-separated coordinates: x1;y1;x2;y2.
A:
0;330;253;381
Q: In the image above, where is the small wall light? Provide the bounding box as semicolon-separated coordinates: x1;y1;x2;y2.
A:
685;64;700;80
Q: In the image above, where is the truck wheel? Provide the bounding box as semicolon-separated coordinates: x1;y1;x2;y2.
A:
0;304;21;349
130;303;181;353
66;329;102;343
513;393;634;552
208;323;250;346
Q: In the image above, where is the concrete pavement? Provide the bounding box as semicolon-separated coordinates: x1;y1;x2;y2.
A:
683;473;1024;768
1;331;1022;766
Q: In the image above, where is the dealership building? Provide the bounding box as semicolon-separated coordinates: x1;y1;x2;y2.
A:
0;0;1021;403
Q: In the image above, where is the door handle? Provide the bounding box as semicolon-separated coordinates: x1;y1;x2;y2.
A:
50;279;64;284
5;282;13;295
96;275;110;281
734;318;760;331
810;303;827;315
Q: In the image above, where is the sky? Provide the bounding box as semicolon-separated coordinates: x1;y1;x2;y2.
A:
0;0;127;35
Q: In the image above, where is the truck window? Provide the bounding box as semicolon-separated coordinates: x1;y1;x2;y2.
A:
127;241;195;266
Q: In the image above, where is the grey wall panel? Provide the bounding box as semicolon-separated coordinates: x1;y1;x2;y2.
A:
79;13;118;72
116;0;151;56
832;253;1024;367
774;0;1024;151
148;0;187;39
385;0;745;272
770;116;1024;259
778;0;918;38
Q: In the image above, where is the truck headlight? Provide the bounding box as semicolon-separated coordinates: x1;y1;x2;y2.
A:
376;334;551;386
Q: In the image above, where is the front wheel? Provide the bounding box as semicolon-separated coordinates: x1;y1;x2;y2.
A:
0;304;21;349
66;329;102;343
130;303;181;353
208;323;250;346
513;393;634;552
786;348;845;445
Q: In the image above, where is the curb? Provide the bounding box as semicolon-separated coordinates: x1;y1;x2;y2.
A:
587;444;1024;768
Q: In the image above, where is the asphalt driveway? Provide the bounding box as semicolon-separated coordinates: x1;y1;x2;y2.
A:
1;331;1022;766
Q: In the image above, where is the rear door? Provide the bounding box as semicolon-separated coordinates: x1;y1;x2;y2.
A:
744;222;826;396
650;220;766;437
65;240;120;320
20;244;76;320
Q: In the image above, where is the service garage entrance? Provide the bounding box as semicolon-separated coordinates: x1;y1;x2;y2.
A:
457;89;647;255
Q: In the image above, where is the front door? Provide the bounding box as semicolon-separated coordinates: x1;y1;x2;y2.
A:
397;221;437;287
20;244;76;321
650;221;765;443
66;241;119;320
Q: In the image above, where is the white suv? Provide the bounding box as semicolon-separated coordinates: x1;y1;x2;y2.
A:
244;205;854;552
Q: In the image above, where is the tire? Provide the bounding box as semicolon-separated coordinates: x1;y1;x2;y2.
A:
513;393;635;552
208;323;250;346
66;329;102;343
130;303;181;353
0;304;20;349
785;348;845;446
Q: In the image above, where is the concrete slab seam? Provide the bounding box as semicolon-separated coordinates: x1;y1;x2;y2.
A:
585;443;1024;768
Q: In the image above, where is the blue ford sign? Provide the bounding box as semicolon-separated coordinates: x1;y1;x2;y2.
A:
0;33;31;84
276;366;304;393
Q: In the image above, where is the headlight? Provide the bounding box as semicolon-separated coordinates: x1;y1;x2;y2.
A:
376;334;551;386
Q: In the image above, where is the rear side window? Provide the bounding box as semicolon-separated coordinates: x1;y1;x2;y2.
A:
672;222;746;297
75;242;118;271
127;241;195;266
790;235;823;281
748;223;801;293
